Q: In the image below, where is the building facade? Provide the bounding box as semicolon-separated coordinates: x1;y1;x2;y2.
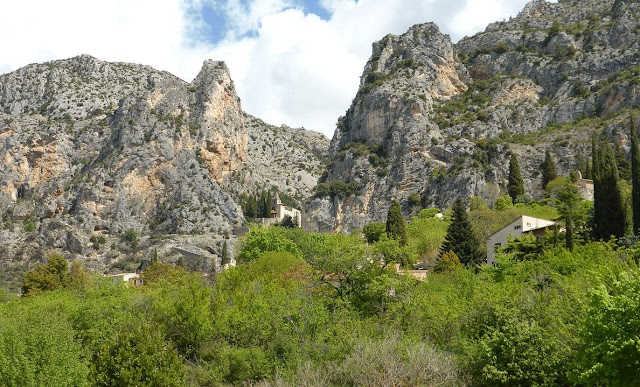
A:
486;215;555;265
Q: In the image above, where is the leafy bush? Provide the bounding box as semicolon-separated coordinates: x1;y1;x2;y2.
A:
313;180;361;199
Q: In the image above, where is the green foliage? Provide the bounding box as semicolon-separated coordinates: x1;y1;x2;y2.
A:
440;198;484;267
6;213;640;386
502;234;545;261
577;271;640;385
508;153;525;202
236;226;301;263
470;196;488;211
313;180;361;199
22;253;70;296
0;299;90;386
556;182;587;251
494;195;513;211
541;150;558;188
546;176;567;193
433;75;501;128
22;220;35;232
407;216;448;266
417;207;441;218
363;222;386;244
434;250;462;273
386;200;407;246
631;118;640;234
221;241;230;265
90;321;185;386
408;192;421;207
593;139;629;240
123;228;139;245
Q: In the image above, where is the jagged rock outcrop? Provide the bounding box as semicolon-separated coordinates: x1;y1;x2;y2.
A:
0;55;328;289
306;0;640;232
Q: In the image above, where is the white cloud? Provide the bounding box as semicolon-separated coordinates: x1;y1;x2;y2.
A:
211;0;534;135
0;0;540;137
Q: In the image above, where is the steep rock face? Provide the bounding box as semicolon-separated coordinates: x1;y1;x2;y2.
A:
307;0;640;232
0;56;327;286
222;114;329;203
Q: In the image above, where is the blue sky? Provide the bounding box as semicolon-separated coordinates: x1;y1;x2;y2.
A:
0;0;541;137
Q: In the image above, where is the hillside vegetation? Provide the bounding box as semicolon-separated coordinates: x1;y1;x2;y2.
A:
2;199;639;386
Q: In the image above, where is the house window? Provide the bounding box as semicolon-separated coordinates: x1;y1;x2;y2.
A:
526;222;531;227
514;225;522;230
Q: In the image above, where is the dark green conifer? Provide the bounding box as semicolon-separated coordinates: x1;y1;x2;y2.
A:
541;150;558;188
221;241;230;266
615;144;631;181
508;153;525;202
631;118;640;234
593;141;628;240
439;198;484;267
386;200;407;246
585;160;593;180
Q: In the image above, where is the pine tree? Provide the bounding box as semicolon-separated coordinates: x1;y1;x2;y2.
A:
386;200;407;246
439;198;484;266
541;150;558;188
631;117;640;234
508;153;525;202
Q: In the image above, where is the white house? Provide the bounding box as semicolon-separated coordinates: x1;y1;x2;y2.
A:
486;216;555;265
106;273;143;286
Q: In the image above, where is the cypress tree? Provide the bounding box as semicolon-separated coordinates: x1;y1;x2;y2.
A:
221;241;230;266
508;153;525;202
585;160;593;180
615;144;631;181
439;197;484;267
556;182;585;251
593;141;628;240
541;150;558;188
386;200;407;246
632;118;640;234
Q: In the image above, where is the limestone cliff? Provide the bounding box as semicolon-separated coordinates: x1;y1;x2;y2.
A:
306;0;640;232
0;55;328;290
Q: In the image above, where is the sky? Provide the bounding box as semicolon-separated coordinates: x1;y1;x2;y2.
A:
0;0;540;138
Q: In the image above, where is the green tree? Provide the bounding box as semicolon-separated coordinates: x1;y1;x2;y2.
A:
386;200;407;246
508;153;525;202
495;195;513;211
90;321;185;386
21;254;69;296
615;144;631;181
541;150;558;188
67;260;90;291
577;273;640;386
0;304;90;386
221;241;230;266
434;250;462;273
363;222;386;244
631;118;640;234
593;140;628;240
439;198;484;266
556;182;586;251
123;228;139;246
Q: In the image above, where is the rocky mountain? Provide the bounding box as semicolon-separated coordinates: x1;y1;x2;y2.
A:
305;0;640;232
0;55;328;290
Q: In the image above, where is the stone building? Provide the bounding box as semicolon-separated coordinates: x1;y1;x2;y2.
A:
574;171;594;201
